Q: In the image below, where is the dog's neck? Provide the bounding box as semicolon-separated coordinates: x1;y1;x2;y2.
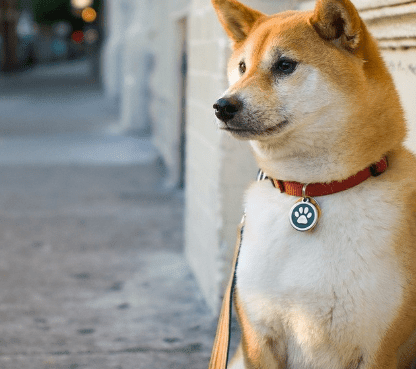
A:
250;140;369;184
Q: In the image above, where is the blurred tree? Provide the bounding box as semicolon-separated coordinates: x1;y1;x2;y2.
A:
31;0;83;28
30;0;101;28
0;0;20;71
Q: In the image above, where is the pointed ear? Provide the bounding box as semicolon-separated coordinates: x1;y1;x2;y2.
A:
310;0;362;52
212;0;265;45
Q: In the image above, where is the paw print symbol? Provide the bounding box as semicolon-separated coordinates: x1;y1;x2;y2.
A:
294;206;312;225
289;200;319;231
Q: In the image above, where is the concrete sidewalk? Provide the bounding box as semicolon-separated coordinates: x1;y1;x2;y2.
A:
0;148;221;369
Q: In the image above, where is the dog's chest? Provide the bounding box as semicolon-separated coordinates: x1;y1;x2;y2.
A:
237;181;403;368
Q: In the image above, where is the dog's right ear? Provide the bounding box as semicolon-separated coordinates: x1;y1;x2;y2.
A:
212;0;265;46
310;0;362;52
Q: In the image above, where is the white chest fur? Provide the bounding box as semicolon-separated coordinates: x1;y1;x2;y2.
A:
237;180;404;369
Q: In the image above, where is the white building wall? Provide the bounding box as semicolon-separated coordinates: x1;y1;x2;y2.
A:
101;0;134;101
119;1;154;135
185;2;227;308
148;0;191;188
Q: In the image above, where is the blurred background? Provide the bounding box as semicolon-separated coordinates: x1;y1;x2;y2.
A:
0;0;414;368
1;0;102;73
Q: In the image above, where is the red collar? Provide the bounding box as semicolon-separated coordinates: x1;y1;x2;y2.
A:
260;156;388;197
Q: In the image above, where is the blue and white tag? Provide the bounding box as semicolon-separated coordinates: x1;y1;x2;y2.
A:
289;198;320;232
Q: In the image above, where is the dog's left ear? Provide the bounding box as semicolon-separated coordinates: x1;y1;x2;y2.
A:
310;0;362;51
212;0;265;46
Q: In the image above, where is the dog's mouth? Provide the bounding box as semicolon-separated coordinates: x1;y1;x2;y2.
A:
221;119;289;138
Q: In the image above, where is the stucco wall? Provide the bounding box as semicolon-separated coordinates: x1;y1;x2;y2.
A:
185;1;230;312
101;0;131;101
149;0;191;187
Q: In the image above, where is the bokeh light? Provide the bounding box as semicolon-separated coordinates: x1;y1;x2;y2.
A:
84;28;99;44
71;30;84;44
81;7;97;23
70;0;93;9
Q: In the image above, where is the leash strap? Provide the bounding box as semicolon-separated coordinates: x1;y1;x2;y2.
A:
208;216;244;369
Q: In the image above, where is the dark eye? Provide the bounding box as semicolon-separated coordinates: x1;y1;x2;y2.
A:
239;61;246;74
273;58;297;74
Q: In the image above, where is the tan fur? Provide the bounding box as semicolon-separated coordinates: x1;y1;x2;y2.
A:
371;149;416;369
211;0;416;368
234;290;285;369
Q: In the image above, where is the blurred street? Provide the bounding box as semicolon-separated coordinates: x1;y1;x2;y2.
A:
0;59;226;369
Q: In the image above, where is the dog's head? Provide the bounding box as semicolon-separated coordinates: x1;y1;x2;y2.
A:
212;0;406;180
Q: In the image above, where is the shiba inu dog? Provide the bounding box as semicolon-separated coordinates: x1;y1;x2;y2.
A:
210;0;416;368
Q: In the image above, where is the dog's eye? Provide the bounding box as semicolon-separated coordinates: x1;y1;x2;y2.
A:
239;61;246;74
273;58;297;74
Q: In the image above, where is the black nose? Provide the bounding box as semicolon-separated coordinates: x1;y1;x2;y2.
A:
213;97;242;122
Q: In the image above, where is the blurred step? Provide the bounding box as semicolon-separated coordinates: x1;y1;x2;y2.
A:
0;59;117;135
0;133;159;166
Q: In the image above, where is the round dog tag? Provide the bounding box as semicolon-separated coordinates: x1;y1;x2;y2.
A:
289;198;320;232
